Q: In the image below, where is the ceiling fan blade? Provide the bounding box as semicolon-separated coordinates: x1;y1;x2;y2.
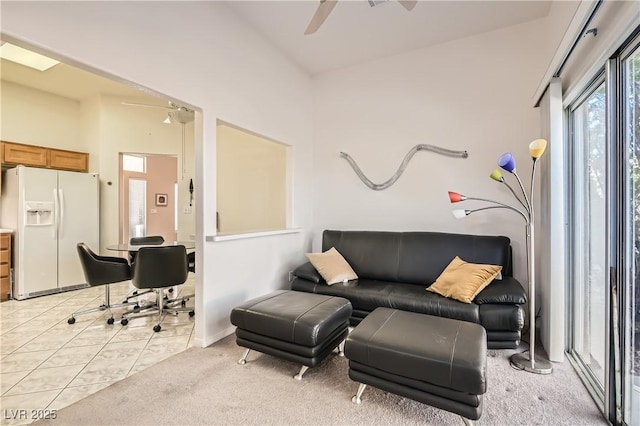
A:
304;0;339;35
397;0;417;11
122;101;175;110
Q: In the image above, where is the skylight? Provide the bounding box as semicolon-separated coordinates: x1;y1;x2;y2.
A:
0;42;60;71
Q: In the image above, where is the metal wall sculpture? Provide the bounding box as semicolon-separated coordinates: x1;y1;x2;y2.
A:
340;144;468;190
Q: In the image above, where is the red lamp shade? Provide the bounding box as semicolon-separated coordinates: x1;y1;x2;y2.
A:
448;191;465;203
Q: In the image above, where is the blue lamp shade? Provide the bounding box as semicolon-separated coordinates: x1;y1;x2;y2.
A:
498;153;516;173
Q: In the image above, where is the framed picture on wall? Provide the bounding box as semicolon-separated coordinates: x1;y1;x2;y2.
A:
155;193;168;206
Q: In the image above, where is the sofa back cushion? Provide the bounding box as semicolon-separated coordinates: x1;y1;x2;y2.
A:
322;230;512;285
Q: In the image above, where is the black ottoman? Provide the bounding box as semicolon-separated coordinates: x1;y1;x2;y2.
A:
230;290;352;379
345;307;487;424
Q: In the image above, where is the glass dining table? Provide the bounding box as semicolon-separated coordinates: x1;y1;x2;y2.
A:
106;240;196;267
106;241;195;252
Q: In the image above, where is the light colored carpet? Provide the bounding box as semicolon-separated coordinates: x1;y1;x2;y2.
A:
42;334;607;425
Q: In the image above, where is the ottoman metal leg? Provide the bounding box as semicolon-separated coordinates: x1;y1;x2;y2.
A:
351;383;367;404
337;339;345;357
294;365;309;380
460;416;474;426
238;348;251;365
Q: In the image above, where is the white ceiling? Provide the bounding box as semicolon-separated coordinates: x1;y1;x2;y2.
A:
0;58;162;102
226;0;553;75
0;1;553;100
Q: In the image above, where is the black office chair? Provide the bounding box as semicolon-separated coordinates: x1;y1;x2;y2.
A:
69;243;135;325
123;235;166;302
128;235;164;264
187;251;195;273
121;245;194;332
130;235;165;245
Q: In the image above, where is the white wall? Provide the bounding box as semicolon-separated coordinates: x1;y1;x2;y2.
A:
0;1;314;347
537;79;565;362
79;95;101;174
1;81;83;151
312;18;554;288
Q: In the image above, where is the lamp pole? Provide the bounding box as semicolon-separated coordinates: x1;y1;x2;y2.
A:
508;156;552;374
449;139;553;374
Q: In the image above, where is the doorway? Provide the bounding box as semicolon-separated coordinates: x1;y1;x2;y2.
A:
119;153;178;244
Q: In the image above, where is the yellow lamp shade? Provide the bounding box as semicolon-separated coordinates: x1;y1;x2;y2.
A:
490;169;503;182
529;139;548;159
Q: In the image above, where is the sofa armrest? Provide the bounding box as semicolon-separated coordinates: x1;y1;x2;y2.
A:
292;262;325;284
474;277;526;304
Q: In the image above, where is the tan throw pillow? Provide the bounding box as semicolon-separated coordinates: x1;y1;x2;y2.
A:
306;247;358;285
427;256;502;303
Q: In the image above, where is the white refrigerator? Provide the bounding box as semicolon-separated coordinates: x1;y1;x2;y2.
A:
1;166;99;300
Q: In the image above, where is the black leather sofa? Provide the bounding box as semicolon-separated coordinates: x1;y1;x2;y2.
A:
291;230;526;349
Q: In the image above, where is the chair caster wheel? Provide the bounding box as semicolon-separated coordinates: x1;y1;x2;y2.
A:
181;300;186;307
153;325;161;332
189;310;195;317
132;291;138;296
168;288;174;294
67;317;76;324
121;319;129;326
133;306;140;313
107;317;115;325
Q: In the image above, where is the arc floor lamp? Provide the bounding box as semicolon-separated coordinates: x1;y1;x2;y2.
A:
448;139;553;375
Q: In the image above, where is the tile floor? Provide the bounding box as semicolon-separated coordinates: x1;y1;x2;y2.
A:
0;276;196;425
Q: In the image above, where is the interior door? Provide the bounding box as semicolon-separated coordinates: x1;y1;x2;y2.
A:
124;175;147;242
120;154;177;244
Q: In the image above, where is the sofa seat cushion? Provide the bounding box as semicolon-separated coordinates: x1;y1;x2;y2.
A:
291;278;480;324
292;262;526;305
386;283;480;323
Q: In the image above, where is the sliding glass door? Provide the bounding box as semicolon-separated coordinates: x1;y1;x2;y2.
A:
569;79;608;394
622;39;640;426
568;31;640;425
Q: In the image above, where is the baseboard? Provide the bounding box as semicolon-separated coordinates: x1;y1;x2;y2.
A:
196;326;235;348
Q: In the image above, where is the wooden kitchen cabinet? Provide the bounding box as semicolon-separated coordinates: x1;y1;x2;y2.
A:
48;148;88;172
0;233;11;302
2;141;48;168
1;141;89;172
